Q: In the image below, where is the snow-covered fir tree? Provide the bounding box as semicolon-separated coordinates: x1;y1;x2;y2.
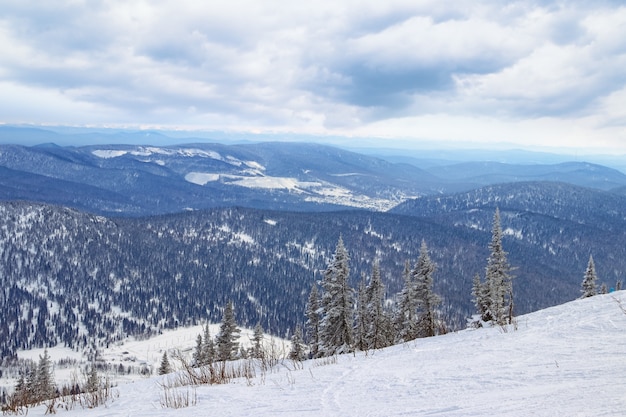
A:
319;236;354;356
581;255;598;298
12;373;27;405
86;363;100;392
471;272;491;325
413;240;442;337
216;301;241;361
305;285;321;358
288;325;307;361
251;323;264;359
483;208;514;326
192;334;204;366
354;273;369;351
365;261;391;349
201;324;215;364
395;260;419;342
35;348;56;402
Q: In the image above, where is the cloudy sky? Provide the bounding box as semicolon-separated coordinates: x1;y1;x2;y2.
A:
1;0;626;152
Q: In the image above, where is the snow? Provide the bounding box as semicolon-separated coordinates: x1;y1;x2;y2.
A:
230;175;308;191
184;172;220;185
6;292;626;416
503;227;523;239
91;150;128;158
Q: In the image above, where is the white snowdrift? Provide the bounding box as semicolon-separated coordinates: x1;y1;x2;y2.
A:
17;292;626;416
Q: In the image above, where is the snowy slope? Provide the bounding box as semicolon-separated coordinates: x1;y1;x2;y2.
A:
13;292;626;416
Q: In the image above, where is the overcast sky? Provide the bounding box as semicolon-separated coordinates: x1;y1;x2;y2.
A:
1;0;626;153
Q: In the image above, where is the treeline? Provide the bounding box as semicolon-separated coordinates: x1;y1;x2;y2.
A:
1;349;116;414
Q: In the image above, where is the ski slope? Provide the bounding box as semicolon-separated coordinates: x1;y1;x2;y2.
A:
15;292;626;416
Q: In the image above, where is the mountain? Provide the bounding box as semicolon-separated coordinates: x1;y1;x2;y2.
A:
424;161;626;191
2;127;626;216
0;142;447;215
5;292;626;416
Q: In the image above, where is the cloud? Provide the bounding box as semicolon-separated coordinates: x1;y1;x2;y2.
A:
0;0;626;151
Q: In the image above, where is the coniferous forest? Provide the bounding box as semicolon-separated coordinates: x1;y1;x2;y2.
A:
1;182;624;360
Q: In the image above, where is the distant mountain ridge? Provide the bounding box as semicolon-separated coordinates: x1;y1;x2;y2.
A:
1;137;626;216
0;142;446;215
424;161;626;191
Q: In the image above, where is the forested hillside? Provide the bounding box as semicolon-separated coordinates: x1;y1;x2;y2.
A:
3;186;624;358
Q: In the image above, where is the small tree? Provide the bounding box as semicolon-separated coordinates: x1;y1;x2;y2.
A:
305;285;321;358
86;363;100;392
192;334;204;366
288;325;307;361
158;352;172;375
319;236;354;356
251;323;264;359
36;348;56;402
395;260;419;342
581;255;598;298
201;324;215;365
471;272;491;325
354;273;369;351
413;241;442;337
484;208;514;326
216;301;241;361
365;261;390;349
12;373;28;406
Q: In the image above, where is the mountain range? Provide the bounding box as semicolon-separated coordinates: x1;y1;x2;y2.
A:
1;128;626;362
1;132;626;215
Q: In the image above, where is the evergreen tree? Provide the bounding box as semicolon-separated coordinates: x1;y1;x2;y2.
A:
581;255;598;298
192;334;203;366
395;260;419;342
158;352;172;375
484;208;514;325
354;273;369;351
86;363;100;392
413;241;442;337
13;373;27;405
365;261;389;349
471;272;491;326
25;366;37;402
251;323;264;359
201;324;215;364
319;236;354;356
216;301;241;361
305;284;321;358
288;325;306;361
600;283;608;294
37;348;56;401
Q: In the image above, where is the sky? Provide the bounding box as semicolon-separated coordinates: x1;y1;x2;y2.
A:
1;0;626;153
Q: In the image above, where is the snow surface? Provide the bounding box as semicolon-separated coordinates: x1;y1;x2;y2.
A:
91;150;128;158
10;292;626;416
184;172;221;185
